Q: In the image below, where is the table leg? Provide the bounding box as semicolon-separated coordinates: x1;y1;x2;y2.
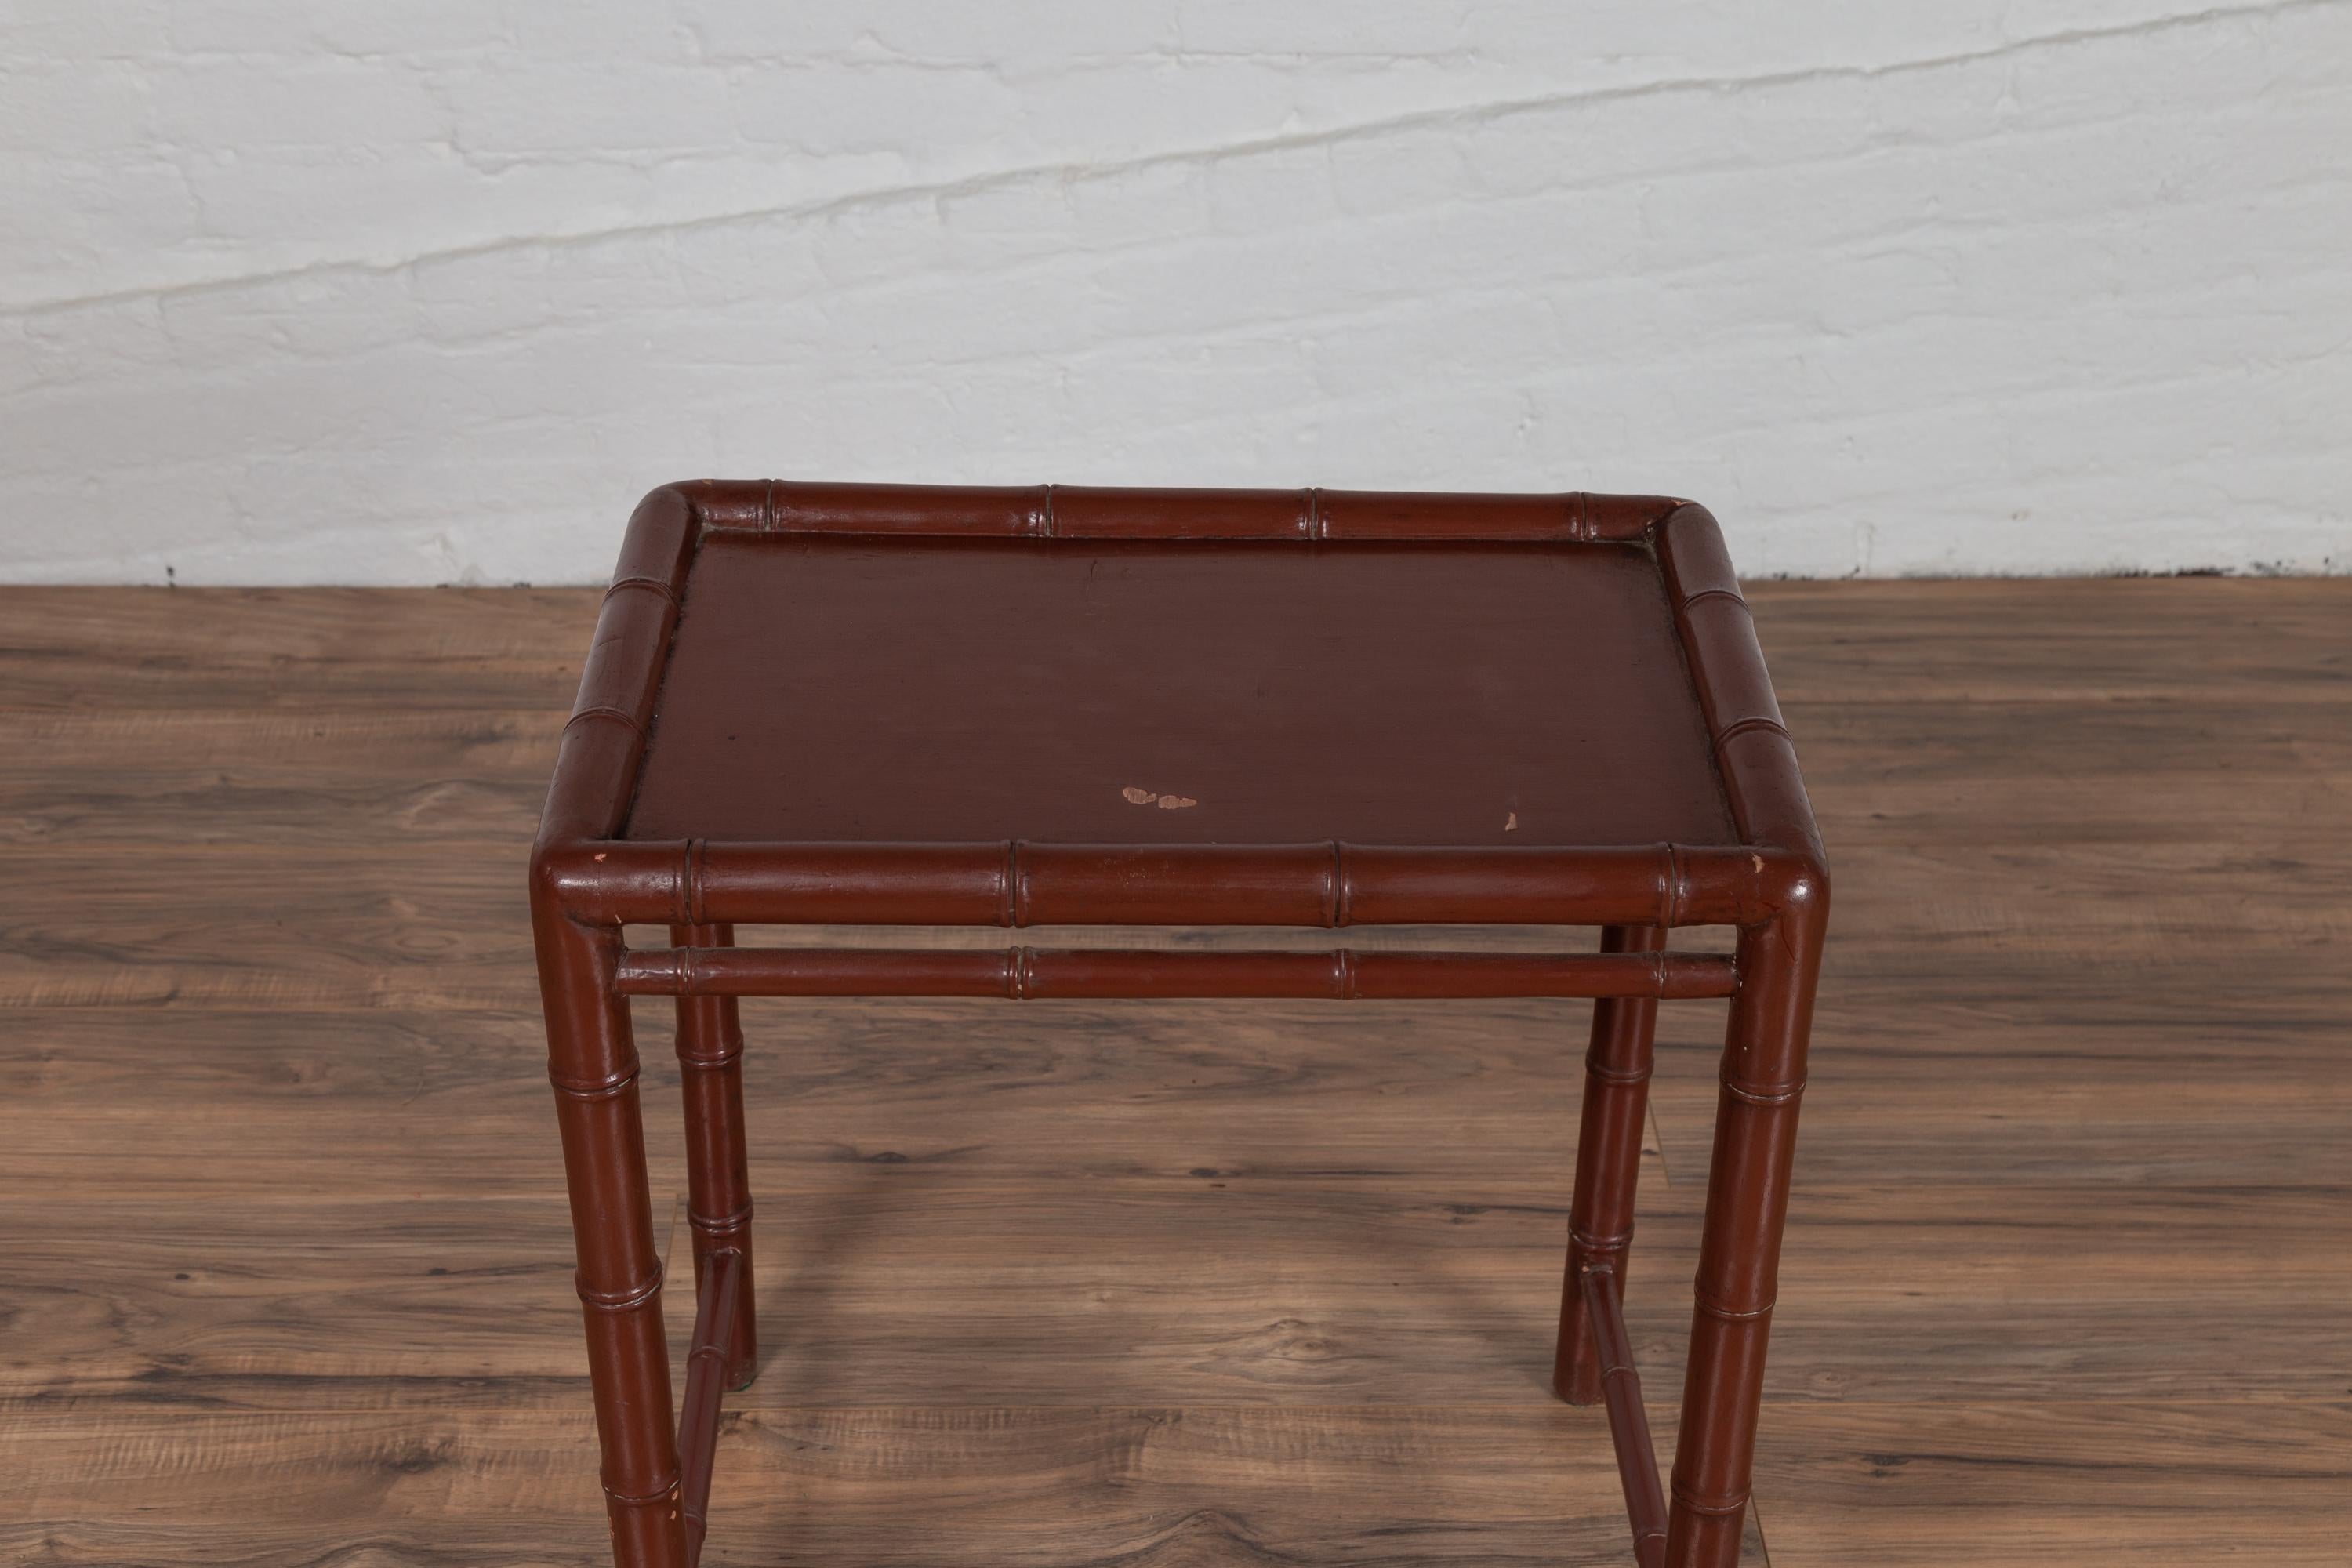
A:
1554;923;1668;1405
670;921;759;1389
1665;897;1825;1567
536;909;688;1568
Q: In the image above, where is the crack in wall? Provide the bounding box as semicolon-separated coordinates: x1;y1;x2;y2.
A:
5;0;2335;318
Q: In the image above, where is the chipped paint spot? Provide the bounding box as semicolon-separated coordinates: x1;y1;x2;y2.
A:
1121;786;1156;805
1753;854;1765;873
593;851;607;862
1124;786;1198;809
1504;811;1518;832
1156;794;1198;810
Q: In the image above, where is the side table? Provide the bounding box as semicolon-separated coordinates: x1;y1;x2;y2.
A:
529;481;1828;1567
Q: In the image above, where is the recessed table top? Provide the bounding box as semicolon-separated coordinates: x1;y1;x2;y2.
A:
622;531;1739;849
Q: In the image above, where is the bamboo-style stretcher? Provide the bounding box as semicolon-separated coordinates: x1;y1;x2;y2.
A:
532;481;1828;1568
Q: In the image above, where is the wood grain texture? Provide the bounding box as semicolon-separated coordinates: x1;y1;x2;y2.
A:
0;1406;1768;1566
2;578;2347;1563
1756;1402;2352;1567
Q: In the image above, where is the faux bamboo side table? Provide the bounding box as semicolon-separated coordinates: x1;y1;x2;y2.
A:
530;481;1828;1568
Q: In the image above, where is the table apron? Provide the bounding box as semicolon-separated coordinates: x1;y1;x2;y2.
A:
612;945;1737;1001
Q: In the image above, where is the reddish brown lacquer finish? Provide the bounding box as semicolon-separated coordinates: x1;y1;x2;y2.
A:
530;480;1828;1567
667;923;755;1391
1555;922;1669;1408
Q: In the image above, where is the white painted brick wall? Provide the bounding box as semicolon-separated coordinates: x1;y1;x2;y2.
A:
3;0;2346;583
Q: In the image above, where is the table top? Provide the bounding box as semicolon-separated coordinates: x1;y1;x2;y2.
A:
624;531;1737;848
537;483;1822;931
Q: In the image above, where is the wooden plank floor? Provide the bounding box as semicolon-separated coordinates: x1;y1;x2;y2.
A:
2;579;2347;1565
